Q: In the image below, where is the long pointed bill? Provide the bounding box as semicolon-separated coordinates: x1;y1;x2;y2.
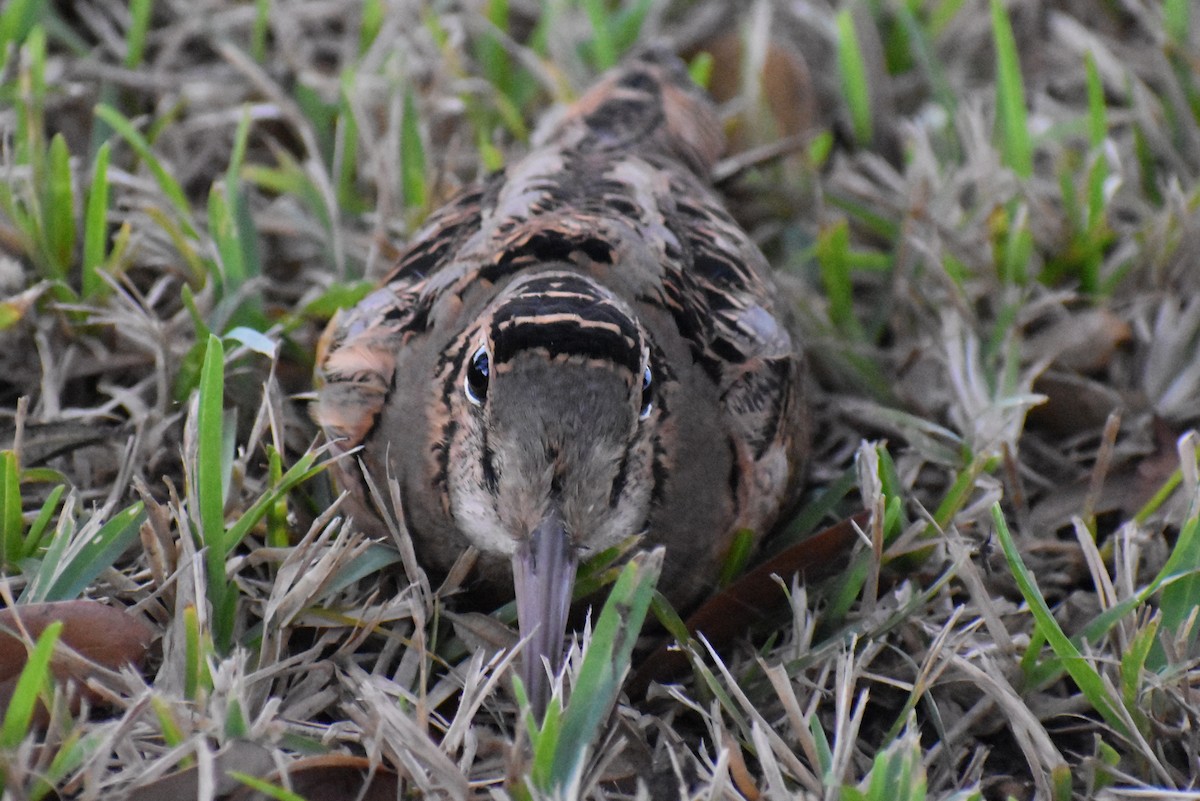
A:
512;509;577;718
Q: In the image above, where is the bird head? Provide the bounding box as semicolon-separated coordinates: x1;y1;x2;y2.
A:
443;270;658;712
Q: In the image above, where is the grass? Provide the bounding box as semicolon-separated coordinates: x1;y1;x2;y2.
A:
0;0;1199;797
516;549;661;797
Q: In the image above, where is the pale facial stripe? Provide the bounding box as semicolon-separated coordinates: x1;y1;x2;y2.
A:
488;275;644;374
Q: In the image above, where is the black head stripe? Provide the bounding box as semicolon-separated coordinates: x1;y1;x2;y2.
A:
490;275;642;374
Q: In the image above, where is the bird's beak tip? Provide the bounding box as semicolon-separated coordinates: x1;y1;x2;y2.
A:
512;510;577;716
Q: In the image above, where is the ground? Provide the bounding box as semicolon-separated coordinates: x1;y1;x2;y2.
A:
0;0;1199;799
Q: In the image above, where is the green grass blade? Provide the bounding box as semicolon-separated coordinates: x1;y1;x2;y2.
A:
243;157;334;234
477;0;512;95
771;463;859;551
1164;0;1189;47
196;334;227;550
990;0;1032;177
1084;53;1107;149
837;10;873;146
124;0;152;68
688;51;713;90
224;698;248;738
610;0;652;58
266;446;288;548
183;604;211;700
299;280;374;319
143;207;206;287
1157;500;1200;648
991;504;1136;740
929;0;969;37
0;620;61;749
1120;613;1159;710
334;71;366;215
400;88;428;216
1135;466;1182;524
82;141;111;297
810;714;833;779
196;334;233;649
43;132;75;279
229;773;307;801
23;505;73;605
326;542;402;595
292;82;336;164
94;103;198;238
817;219;862;339
151;696;186;748
34;728;93;801
827;192;902;239
582;0;618;70
15;26;47;172
825;549;872;624
997;200;1033;285
207;184;244;292
35;502;145;602
0;451;23;569
251;0;270;61
490;90;528;141
931;457;992;532
717;529;756;586
359;0;383;54
895;4;956;120
1079;491;1200;650
529;695;564;790
222;450;322;554
225;108;261;282
1081;52;1109;295
546;548;662;790
0;0;42;55
648;591;691;654
23;483;65;556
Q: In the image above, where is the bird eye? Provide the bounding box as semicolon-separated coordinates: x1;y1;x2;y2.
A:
465;346;490;406
639;364;653;419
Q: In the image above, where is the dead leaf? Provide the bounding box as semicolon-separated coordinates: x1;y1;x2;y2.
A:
1028;370;1125;437
125;741;275;801
0;600;154;716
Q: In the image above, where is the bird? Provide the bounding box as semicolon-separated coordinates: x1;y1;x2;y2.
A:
314;50;810;712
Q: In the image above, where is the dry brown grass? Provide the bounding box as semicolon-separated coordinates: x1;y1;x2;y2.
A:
1;0;1199;798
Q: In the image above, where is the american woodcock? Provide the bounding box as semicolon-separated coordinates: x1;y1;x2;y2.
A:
315;51;810;708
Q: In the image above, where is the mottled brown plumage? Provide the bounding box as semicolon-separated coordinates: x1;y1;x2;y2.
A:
315;52;810;708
